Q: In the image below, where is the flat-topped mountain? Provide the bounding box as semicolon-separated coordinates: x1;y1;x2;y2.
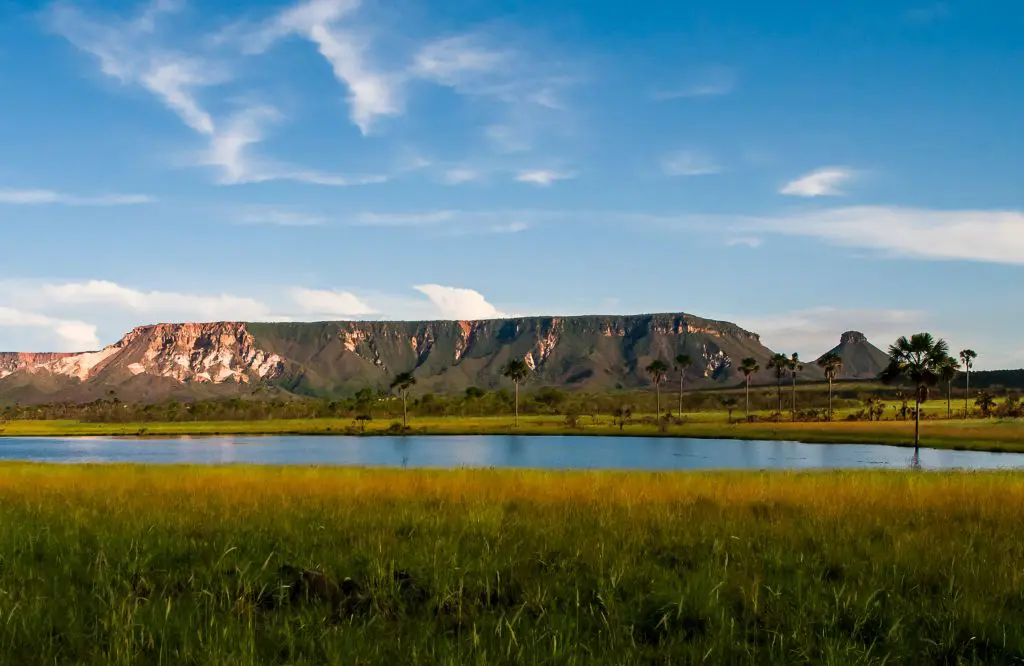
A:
816;331;890;379
0;313;777;404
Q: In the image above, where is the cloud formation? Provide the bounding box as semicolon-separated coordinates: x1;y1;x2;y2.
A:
413;284;506;320
652;66;737;100
780;167;855;197
515;170;574;186
661;151;721;176
0;306;100;350
290;288;376;318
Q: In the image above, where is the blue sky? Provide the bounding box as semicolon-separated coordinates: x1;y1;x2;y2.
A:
0;0;1021;368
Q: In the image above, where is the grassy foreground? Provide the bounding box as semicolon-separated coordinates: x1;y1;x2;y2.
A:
3;414;1024;452
0;465;1023;663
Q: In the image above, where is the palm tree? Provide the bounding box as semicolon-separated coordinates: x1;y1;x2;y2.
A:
938;357;960;420
501;359;531;427
817;352;843;422
880;333;951;451
787;353;803;421
959;349;977;418
975;390;997;418
674;354;692;417
645;359;669;418
739;357;760;421
767;353;790;418
389;371;417;428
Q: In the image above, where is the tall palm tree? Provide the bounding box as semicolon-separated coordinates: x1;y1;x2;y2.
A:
767;353;790;418
938;357;960;420
389;371;417;428
880;333;951;451
959;349;977;418
674;353;692;417
501;359;531;427
645;359;669;418
739;357;760;421
787;352;803;421
817;352;843;422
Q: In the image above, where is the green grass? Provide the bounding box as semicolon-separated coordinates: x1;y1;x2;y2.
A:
3;412;1024;452
0;465;1022;664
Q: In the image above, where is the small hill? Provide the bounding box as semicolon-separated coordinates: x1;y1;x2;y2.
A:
817;331;890;379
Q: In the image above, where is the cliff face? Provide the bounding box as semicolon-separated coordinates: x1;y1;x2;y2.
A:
0;313;775;403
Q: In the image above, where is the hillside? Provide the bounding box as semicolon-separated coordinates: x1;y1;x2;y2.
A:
0;313;780;404
816;331;890;379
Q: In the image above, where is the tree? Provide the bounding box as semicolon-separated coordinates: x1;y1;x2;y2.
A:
612;405;633;431
938;357;960;420
787;353;803;421
674;354;692;417
817;352;843;422
975;390;997;418
501;359;531;427
880;333;951;451
645;359;669;418
721;397;739;422
959;349;977;418
389;371;417;429
739;357;760;421
767;353;790;418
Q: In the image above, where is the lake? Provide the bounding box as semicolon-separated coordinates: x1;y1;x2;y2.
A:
0;435;1022;470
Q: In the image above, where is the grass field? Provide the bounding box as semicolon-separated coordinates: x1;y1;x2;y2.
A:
0;465;1021;664
3;412;1023;452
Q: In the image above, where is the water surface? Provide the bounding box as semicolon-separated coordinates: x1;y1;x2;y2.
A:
0;435;1021;470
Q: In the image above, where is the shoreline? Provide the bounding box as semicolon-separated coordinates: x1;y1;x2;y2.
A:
1;417;1022;453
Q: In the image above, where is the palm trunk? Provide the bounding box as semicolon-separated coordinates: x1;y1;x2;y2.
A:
745;377;751;421
678;374;684;417
655;384;661;419
514;381;519;428
791;374;797;422
964;368;970;418
827;377;833;422
402;391;408;428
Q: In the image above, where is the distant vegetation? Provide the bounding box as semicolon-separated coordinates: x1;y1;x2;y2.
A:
0;465;1022;663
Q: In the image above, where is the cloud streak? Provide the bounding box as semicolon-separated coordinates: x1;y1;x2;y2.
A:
515;170;574;186
661;151;722;177
780;167;855;197
0;189;152;206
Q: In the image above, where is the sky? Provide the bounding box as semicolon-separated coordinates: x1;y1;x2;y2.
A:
0;0;1021;369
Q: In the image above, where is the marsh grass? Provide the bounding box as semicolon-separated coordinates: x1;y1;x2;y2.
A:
0;465;1022;663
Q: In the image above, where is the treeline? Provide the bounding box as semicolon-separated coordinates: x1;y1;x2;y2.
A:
3;382;1020;424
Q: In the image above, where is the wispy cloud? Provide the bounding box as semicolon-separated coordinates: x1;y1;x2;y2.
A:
652;66;737;100
39;280;274;321
0;188;152;206
745;206;1024;264
413;284;506;320
780;167;856;197
235;207;326;227
661;151;722;177
439;167;483;185
726;237;762;249
290;287;376;318
515;170;574;186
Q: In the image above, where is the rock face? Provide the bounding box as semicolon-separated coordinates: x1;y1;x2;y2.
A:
0;313;776;403
817;331;890;379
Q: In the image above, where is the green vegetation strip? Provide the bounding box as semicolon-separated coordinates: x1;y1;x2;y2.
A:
3;415;1024;452
0;465;1021;663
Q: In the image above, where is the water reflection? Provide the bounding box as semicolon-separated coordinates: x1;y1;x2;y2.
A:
0;435;1020;471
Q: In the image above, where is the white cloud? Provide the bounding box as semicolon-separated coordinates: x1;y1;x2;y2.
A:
236;208;325;226
49;1;224;135
440;168;482;185
661;151;721;176
515;170;574;186
746;205;1024;264
413;285;506;320
411;35;508;88
780;167;855;197
352;210;457;227
0;306;100;351
652;66;737;100
733;308;927;360
0;189;152;206
726;237;762;248
38;280;273;321
290;288;376;318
